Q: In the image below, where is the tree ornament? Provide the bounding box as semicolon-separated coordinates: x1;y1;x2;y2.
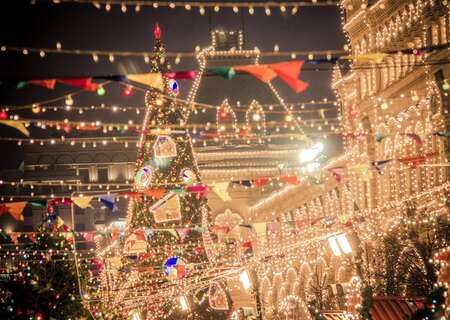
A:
151;193;181;223
135;165;154;190
168;79;179;95
180;168;196;184
164;256;187;280
154;135;177;158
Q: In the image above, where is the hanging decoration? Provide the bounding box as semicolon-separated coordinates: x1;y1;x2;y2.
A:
168;79;179;95
180;168;196;184
151;193;182;223
154;135;177;158
135;165;154;190
100;194;118;212
0;120;30;137
164;256;187;280
72;196;94;209
0;201;27;221
208;282;230;310
127;73;164;91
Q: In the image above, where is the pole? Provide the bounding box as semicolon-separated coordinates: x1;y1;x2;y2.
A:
70;192;83;298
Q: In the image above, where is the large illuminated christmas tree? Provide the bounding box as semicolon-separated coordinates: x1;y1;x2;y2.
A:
95;25;223;319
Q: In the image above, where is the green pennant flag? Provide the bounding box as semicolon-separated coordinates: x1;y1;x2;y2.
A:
193;226;205;233
30;200;47;208
375;133;388;143
169;187;185;195
208;67;236;80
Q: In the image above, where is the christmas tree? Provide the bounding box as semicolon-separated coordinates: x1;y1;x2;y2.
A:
98;24;223;319
0;217;90;319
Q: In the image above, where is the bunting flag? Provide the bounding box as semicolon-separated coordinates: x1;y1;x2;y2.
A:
58;78;99;91
164;71;197;80
127;73;164;91
176;228;190;242
350;164;372;182
269;61;309;92
344;52;388;64
207;67;236;80
235;61;308;92
279;175;300;185
234;65;277;82
144;189;166;199
100;195;118;212
375;132;388;143
253;178;270;187
435;131;450;137
404;133;422;145
371;159;392;175
28;79;56;89
398;153;436;168
268;221;281;234
0;120;30;137
73;196;94;209
328;167;345;182
213;182;231;201
0;202;26;221
186;185;208;197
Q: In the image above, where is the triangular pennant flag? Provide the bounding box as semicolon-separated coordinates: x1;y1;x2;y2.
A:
234;65;277;82
144;189;166;199
58;78;98;91
435;131;450;137
0;202;27;221
0;120;30;137
28;79;56;89
207;67;236;80
375;132;388;143
165;229;179;239
29;200;46;208
253;222;267;237
176;228;190;242
328;167;345;182
100;195;118;212
127;73;164;91
269;61;309;92
371;159;392;175
344;52;388;64
73;196;94;209
280;175;300;185
164;71;197;80
213;182;231;201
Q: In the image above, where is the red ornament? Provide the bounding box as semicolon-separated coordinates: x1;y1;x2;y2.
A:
123;86;133;97
219;110;228;119
154;23;161;39
0;111;8;120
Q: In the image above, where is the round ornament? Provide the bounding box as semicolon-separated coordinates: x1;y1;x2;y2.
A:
180;168;196;184
135;166;153;190
168;79;179;95
164;256;187;280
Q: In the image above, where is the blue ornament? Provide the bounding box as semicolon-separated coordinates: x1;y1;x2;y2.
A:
169;79;179;95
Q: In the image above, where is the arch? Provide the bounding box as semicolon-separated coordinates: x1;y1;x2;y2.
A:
55;154;74;164
245;100;266;138
286;267;297;293
93;153;111;163
75;153;93;163
111;152;130;163
37;154;55;165
278;295;313;320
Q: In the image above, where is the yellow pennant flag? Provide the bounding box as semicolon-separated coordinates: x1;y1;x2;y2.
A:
127;73;164;91
0;120;30;137
344;52;388;64
350;164;372;182
73;196;94;209
213;182;231;201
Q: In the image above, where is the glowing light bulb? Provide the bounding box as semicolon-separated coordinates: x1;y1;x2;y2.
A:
252;113;261;121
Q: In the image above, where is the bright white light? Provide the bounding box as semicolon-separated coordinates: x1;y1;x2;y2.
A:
337;233;352;254
304;162;320;173
328;236;342;256
179;295;189;311
299;142;324;163
239;270;251;290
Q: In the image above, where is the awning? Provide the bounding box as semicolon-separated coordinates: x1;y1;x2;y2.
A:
370;296;422;320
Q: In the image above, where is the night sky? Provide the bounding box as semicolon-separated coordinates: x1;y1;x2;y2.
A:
0;1;345;169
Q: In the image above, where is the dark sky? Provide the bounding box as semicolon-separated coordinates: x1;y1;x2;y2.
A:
0;1;345;168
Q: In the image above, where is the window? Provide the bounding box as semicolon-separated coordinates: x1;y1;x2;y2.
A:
23;225;34;232
75;224;85;232
98;167;108;182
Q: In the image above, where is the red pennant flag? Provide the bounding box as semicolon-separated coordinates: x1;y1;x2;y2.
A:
144;189;166;199
58;78;99;91
28;79;56;89
234;65;277;82
269;61;309;93
253;178;270;187
280;175;300;185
